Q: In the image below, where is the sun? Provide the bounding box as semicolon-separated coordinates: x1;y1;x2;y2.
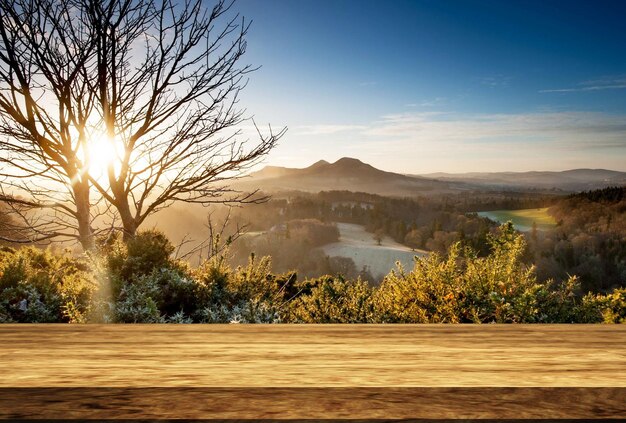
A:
85;134;122;178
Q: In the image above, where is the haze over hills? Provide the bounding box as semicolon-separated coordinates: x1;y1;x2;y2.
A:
420;169;626;192
238;157;460;197
240;158;626;197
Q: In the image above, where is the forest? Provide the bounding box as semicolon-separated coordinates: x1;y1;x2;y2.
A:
222;187;625;293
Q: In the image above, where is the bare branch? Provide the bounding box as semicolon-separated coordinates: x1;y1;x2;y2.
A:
0;0;283;250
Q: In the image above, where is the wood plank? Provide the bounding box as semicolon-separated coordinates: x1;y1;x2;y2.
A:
0;324;624;420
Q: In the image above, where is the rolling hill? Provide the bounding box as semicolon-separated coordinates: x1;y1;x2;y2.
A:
419;169;626;192
237;157;460;197
239;158;626;197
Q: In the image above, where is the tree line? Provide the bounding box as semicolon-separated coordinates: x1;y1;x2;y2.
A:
529;187;626;292
223;187;624;293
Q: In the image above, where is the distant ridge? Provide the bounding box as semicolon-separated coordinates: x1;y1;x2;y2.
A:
239;158;626;197
419;168;626;192
239;157;458;197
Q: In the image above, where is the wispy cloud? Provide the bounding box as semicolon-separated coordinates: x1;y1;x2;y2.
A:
292;112;626;151
540;76;626;93
405;97;446;108
477;75;512;88
360;111;626;150
268;110;626;173
540;84;626;93
295;124;368;135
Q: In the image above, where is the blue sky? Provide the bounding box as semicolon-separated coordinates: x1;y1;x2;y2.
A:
234;0;626;172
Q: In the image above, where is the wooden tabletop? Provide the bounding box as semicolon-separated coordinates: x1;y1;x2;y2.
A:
1;324;625;420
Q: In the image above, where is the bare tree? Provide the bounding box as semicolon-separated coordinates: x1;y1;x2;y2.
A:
0;0;101;249
0;0;283;250
86;0;284;241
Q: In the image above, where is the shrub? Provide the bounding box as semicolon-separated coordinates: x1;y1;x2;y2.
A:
287;276;375;323
0;247;96;322
0;226;623;324
110;266;202;323
194;254;290;323
94;229;197;322
112;276;163;323
580;288;626;323
126;231;175;273
373;223;588;323
147;268;198;317
373;252;461;323
102;230;177;283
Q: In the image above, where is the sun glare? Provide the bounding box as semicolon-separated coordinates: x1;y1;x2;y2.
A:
85;135;122;179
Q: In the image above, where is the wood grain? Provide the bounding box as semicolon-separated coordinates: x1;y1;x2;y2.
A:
0;324;624;420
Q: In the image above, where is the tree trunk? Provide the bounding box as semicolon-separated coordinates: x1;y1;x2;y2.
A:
113;190;137;242
73;181;94;251
121;214;137;243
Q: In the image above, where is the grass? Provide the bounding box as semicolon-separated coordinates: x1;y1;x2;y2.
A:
477;207;557;231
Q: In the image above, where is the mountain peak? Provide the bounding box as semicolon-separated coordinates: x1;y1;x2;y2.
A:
307;159;330;169
240;156;453;197
334;157;364;166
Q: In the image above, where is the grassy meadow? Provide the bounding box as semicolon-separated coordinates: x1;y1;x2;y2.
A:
477;208;557;232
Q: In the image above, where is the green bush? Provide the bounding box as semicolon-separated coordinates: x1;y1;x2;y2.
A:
108;267;200;323
102;230;177;283
373;223;587;323
580;288;626;323
286;275;374;323
93;230;198;322
112;275;163;323
193;254;290;323
0;247;96;322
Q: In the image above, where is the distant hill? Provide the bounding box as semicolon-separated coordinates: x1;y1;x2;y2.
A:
238;159;626;197
418;169;626;192
237;157;460;197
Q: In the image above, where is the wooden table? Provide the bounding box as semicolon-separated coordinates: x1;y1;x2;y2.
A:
1;324;624;420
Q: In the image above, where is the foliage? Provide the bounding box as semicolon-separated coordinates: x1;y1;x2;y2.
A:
102;230;177;281
97;230;200;323
193;254;291;323
568;186;625;203
0;226;623;324
373;223;583;323
111;274;164;323
580;288;626;323
0;247;96;323
531;186;626;292
286;276;374;323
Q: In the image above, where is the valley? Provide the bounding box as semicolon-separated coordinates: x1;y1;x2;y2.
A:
322;223;427;280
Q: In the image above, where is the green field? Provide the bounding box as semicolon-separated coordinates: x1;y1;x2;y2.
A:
477;207;557;232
